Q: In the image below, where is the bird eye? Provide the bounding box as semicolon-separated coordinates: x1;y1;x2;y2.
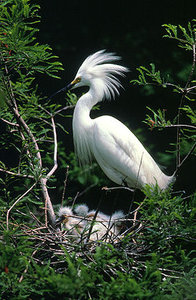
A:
71;77;81;85
76;77;81;83
62;215;68;223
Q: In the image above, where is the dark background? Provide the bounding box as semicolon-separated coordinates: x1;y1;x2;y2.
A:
37;0;196;212
11;0;196;212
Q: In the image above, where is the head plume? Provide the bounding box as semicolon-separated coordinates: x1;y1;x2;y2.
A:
75;50;129;100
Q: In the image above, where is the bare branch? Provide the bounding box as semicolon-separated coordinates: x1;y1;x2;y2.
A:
19;249;38;283
161;124;196;130
0;118;19;127
6;181;37;230
174;142;196;176
40;115;58;227
53;105;75;116
102;186;134;193
45;116;58;180
0;168;34;179
61;165;69;206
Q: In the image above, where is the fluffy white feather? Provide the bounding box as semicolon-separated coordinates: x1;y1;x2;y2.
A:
58;206;73;217
74;204;89;216
57;205;124;242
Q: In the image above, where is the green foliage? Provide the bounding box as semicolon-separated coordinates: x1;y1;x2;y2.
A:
162;21;196;51
59;151;110;187
131;19;196;167
0;0;63;79
0;189;195;299
130;63;164;86
0;0;70;223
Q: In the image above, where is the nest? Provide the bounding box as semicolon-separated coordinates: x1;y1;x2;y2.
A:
13;205;144;274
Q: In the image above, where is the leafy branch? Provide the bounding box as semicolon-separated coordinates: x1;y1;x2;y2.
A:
131;19;196;174
0;0;74;228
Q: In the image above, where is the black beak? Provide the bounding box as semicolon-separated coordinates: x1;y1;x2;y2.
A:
47;82;75;101
55;216;64;227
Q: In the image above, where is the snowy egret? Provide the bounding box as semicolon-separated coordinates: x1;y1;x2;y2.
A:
54;50;174;190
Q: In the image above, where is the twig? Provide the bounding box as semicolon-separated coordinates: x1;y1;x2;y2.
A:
164;124;196;130
53;105;75;116
186;85;196;92
45;116;58;180
19;249;38;283
0;168;34;179
6;181;37;230
102;186;134;193
41;115;58;226
85;194;103;243
185;42;196;90
70;191;80;208
61;165;69;206
133;202;143;226
77;183;97;198
173;142;196;176
0;118;19;127
176;39;196;168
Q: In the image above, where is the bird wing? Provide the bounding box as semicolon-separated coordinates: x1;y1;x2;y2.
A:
91;115;166;189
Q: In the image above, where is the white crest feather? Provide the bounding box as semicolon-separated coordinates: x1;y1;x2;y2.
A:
76;50;128;100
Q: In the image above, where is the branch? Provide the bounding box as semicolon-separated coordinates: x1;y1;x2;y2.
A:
102;186;134;193
0;118;19;127
41;115;58;227
176;40;196;168
174;142;196;176
53;105;75;116
6;181;37;230
156;124;196;130
19;249;38;283
0;168;34;179
185;41;196;90
2;61;56;227
61;165;69;206
45;116;58;180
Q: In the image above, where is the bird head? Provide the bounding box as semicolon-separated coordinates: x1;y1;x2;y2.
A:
69;50;129;99
55;206;73;227
48;50;128;101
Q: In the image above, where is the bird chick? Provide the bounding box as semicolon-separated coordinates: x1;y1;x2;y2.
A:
56;206;84;238
56;205;125;243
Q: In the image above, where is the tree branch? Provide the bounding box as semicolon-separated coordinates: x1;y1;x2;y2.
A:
174;142;196;176
0;117;19;127
6;181;37;230
53;105;75;116
45;116;58;180
175;39;196;168
2;62;56;227
0;168;34;179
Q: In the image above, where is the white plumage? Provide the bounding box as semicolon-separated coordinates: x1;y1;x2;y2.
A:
56;204;124;242
68;50;174;190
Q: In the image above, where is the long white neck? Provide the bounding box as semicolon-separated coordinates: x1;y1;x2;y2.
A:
72;79;104;165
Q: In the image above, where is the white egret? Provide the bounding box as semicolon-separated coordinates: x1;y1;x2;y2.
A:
55;50;174;190
56;204;124;242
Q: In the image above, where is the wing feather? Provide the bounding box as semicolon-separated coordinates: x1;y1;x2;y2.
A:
91;116;172;189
